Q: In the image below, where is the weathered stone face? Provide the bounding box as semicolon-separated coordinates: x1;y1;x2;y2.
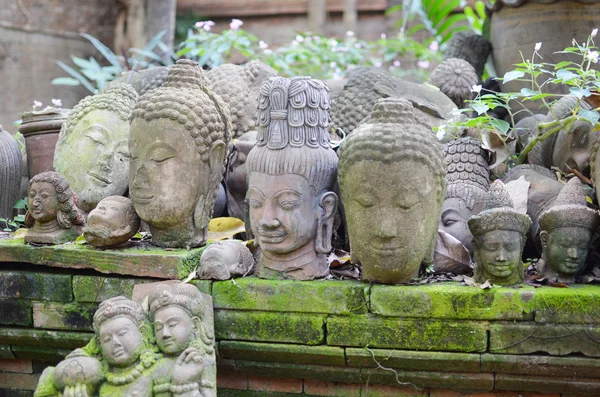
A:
225;131;257;220
342;160;439;283
56;109;130;213
153;306;195;356
99;316;143;367
84;196;140;248
552;120;596;177
199;240;254;280
439;197;474;252
474;230;523;284
28;181;59;223
542;226;591;276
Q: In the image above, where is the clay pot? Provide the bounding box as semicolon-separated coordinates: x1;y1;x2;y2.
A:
0;127;23;219
488;0;600;119
18;108;70;178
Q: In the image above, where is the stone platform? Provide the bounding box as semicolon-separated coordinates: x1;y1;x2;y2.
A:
0;240;599;396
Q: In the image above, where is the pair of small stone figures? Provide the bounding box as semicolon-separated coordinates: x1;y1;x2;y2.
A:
35;283;215;397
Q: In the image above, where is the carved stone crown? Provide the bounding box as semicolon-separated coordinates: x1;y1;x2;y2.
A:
93;296;145;332
429;58;478;108
539;177;600;232
147;283;204;319
468;180;532;235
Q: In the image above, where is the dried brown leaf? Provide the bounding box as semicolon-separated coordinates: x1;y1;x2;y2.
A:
433;230;473;275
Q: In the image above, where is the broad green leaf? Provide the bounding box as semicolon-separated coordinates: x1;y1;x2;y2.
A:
490;118;510;134
557;69;578;82
80;32;122;68
71;56;94;70
55;61;96;93
473;102;489;115
570;87;592;98
555;61;575;69
579;109;600;125
502;70;525;83
520;88;539;97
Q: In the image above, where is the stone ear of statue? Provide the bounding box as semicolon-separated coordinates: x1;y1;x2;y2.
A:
194;139;227;230
540;230;549;250
315;191;338;254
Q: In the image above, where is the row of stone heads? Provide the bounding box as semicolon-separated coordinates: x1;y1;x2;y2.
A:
21;59;599;287
34;282;217;397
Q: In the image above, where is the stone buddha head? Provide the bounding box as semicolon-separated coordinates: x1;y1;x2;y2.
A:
199;240;255;280
428;58;478;109
538;178;600;283
54;84;138;213
129;59;233;248
246;76;338;280
468;180;532;285
440;138;490;253
338;98;446;284
225;130;258;221
83;195;141;248
24;171;85;244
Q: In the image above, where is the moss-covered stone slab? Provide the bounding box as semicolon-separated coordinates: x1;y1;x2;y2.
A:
363;368;494;392
32;302;96;331
327;316;487;352
0;271;72;302
0;300;32;326
495;373;600;395
190;280;213;296
213;278;367;314
73;276;155;302
219;341;345;366
481;353;600;378
11;345;70;362
489;323;600;356
0;238;205;279
234;361;362;384
370;283;535;321
0;328;91;349
215;310;325;345
0;345;13;359
535;285;600;324
345;348;480;372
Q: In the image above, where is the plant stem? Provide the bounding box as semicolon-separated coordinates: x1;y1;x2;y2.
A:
517;116;577;164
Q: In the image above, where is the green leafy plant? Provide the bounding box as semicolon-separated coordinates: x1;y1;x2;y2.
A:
441;31;600;165
0;198;27;232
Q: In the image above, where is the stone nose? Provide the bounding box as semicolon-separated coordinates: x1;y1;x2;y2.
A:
133;164;150;188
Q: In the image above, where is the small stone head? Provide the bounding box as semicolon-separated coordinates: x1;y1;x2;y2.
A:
246;76;338;280
539;178;600;282
83;195;141;248
440;138;490;252
199;240;255;280
93;296;148;368
129;59;233;248
54;84;138;213
225;130;257;220
428;58;478;109
338;97;446;284
24;171;84;233
443;31;492;78
468;180;532;285
147;283;214;357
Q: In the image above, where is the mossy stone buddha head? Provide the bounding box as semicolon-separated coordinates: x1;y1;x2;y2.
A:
469;180;532;285
338;97;446;284
539;178;600;283
246;76;338;280
129;59;233;248
54;84;138;213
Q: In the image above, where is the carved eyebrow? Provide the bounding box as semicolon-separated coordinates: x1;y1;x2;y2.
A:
246;186;266;199
148;142;176;153
86;124;111;142
273;189;302;200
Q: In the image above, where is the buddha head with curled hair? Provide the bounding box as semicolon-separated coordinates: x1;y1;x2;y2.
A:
338;97;446;284
129;59;233;248
245;76;339;281
54;84;138;213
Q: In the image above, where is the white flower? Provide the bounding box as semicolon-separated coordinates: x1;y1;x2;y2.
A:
329;39;338;47
229;19;243;30
263;49;273;55
329;62;337;68
295;35;304;42
534;42;542;51
259;41;268;49
33;100;42;109
380;33;387;39
393;60;401;67
436;124;446;140
292;40;299;46
472;84;482;93
429;41;439;51
374;61;382;67
51;98;62;107
346;31;355;37
196;20;215;31
354;43;361;49
592;28;598;38
588;50;599;63
417;60;430;69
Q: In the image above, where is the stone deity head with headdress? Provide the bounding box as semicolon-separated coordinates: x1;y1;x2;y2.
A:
338;97;446;284
246;76;338;280
440;137;490;253
538;178;600;283
24;171;85;244
129;59;233;248
54;84;138;213
468;180;532;285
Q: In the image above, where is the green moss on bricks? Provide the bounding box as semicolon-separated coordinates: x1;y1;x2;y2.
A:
370;283;535;321
346;348;481;372
190;279;213;295
215;310;325;345
0;300;32;326
73;276;154;302
235;360;362;384
11;345;71;362
219;341;346;366
0;271;72;302
0;327;92;349
213;277;367;314
0;345;14;359
535;285;600;324
327;316;488;352
33;302;97;331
